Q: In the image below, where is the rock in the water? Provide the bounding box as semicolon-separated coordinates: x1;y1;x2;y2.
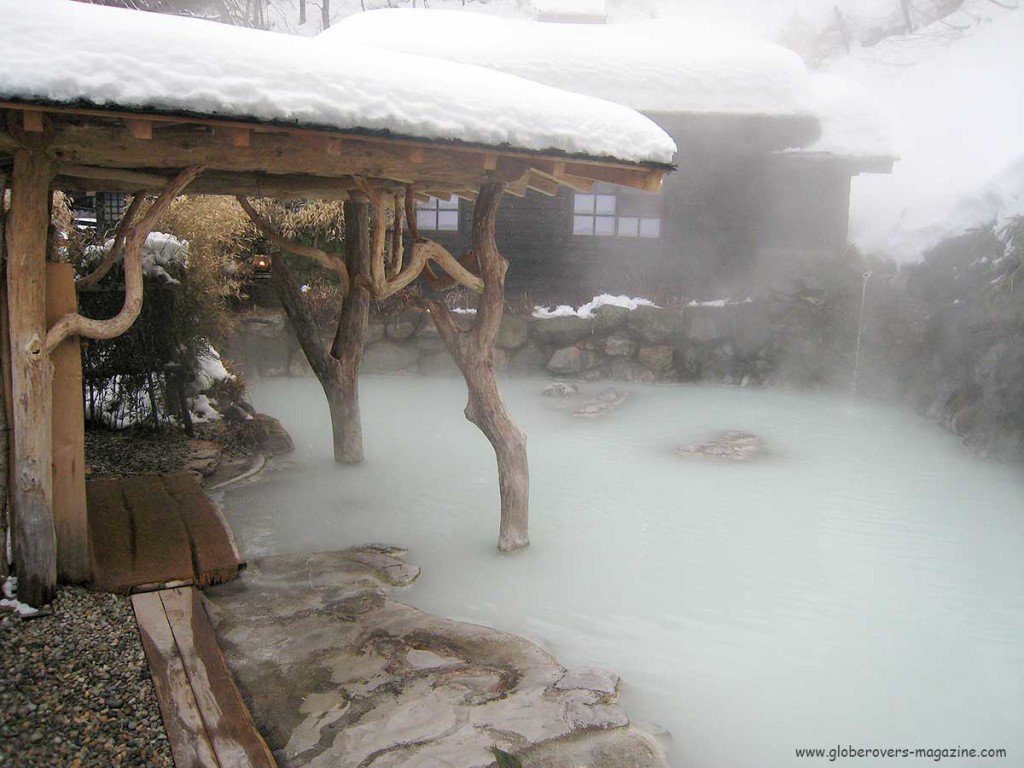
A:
542;382;580;398
202;549;668;768
252;413;295;456
676;431;764;460
574;388;629;418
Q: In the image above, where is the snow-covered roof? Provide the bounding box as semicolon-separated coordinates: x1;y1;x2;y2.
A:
323;10;813;118
787;74;895;162
0;0;675;165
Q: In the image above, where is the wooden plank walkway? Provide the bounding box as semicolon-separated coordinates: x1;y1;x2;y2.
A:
133;587;276;768
87;473;244;593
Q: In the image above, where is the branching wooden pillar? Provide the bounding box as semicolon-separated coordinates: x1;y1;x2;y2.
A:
327;200;372;463
427;179;530;551
6;150;57;606
239;197;369;464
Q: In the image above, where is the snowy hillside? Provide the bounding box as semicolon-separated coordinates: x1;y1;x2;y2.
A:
827;0;1024;262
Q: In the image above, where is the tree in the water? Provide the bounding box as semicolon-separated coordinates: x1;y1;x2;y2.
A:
238;198;371;464
352;178;529;551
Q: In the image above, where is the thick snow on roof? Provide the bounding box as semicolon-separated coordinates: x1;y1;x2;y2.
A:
0;0;675;165
323;10;812;117
790;74;894;160
828;0;1024;262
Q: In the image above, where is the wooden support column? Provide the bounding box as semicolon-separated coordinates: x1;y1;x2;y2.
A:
0;170;8;581
428;179;530;551
46;262;89;583
6;150;57;606
327;200;372;464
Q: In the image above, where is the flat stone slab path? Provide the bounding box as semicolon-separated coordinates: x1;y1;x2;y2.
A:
87;473;244;593
132;587;276;768
203;548;668;768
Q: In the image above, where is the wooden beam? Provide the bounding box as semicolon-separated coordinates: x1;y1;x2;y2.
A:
1;106;670;195
57;163;169;189
562;161;664;192
526;171;560;197
126;119;153;141
6;149;58;607
226;127;250;148
23;111;44;133
552;172;594;193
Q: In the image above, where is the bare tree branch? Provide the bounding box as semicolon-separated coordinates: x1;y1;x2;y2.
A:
236;196;350;297
75;192;146;289
44;165;205;354
354;178;483;298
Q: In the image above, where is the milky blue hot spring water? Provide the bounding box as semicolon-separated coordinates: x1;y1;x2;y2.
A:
217;376;1024;768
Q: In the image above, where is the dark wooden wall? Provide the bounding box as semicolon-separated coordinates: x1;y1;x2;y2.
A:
430;114;860;303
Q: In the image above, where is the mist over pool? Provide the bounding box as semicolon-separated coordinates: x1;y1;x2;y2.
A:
218;375;1024;768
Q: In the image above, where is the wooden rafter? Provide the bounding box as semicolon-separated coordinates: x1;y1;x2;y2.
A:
0;103;672;196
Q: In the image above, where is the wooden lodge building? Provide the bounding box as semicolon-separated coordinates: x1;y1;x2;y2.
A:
338;9;897;302
416;112;894;302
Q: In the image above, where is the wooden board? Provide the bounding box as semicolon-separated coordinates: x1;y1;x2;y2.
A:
132;591;220;768
133;588;276;768
161;473;243;587
85;478;135;593
120;475;195;586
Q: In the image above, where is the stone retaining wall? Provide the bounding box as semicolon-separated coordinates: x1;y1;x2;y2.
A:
228;297;861;390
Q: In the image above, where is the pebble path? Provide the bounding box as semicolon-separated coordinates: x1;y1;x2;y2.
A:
0;586;173;767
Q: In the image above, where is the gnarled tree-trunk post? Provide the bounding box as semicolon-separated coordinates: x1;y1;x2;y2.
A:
6;149;57;606
427;179;530;551
327;200;372;463
239;197;369;464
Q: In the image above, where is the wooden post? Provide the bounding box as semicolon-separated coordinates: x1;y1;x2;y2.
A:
327;200;371;463
428;180;530;551
0;170;8;581
6;150;57;606
46;262;89;583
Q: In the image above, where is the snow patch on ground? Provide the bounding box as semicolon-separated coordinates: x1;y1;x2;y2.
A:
0;0;674;164
1;577;40;617
533;294;658;318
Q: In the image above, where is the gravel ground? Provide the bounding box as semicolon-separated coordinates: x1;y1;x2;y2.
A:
0;587;173;768
85;428;191;477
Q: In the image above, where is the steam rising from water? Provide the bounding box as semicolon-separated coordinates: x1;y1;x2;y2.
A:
220;376;1024;768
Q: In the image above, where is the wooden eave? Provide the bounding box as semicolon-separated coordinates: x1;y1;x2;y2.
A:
0;102;673;200
765;149;897;175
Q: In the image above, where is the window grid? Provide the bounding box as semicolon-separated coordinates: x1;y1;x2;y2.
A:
415;195;460;232
572;192;661;239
